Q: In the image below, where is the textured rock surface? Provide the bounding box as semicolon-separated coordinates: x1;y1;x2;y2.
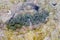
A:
0;0;60;40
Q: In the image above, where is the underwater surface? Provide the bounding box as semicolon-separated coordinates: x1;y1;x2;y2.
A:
0;0;60;40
